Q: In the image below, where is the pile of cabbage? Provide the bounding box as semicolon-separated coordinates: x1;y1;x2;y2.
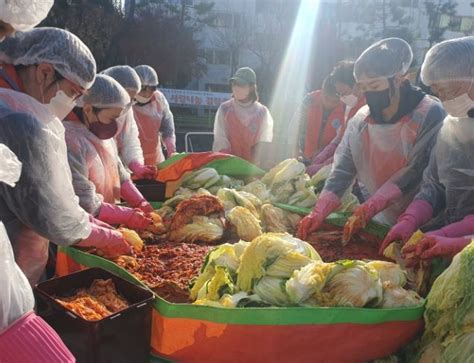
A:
154;159;359;243
190;233;423;309
177;159;359;211
416;241;474;362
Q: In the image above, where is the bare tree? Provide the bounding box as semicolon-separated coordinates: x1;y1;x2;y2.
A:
425;0;458;46
212;15;251;77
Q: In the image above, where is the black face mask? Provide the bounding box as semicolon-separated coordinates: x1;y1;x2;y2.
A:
364;79;394;123
88;110;118;140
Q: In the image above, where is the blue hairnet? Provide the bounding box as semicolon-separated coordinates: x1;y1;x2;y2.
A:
101;65;141;93
134;65;159;87
0;27;96;89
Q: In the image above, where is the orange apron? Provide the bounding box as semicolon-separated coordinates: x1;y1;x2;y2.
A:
224;103;265;162
304;91;345;159
133;92;165;166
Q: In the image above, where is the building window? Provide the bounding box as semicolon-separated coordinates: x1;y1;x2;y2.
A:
460;17;474;33
201;48;231;65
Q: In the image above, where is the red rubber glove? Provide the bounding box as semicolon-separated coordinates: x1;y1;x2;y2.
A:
379;199;433;255
77;224;131;258
120;179;153;213
98;203;152;230
403;235;470;264
297;191;341;240
431;215;474;238
345;183;402;242
129;161;157;180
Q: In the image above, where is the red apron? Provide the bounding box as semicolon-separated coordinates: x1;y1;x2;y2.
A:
304;91;345;159
224;102;265;162
133;92;165;165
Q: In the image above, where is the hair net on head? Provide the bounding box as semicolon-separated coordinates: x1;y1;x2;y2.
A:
0;27;96;89
80;74;130;109
101;65;141;93
354;37;413;83
134;65;159;87
0;0;53;31
421;36;474;86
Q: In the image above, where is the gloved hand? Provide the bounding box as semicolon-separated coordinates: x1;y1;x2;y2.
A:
98;203;152;230
297;191;341;240
430;215;474;238
312;142;338;166
306;163;325;177
379;199;433;255
120;179;153;213
402;235;470;263
129;161;157;180
88;215;113;230
345;183;402;243
77;224;131;258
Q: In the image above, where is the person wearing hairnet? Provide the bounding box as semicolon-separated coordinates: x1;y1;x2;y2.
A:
292;74;341;170
64;74;153;229
298;38;446;241
213;67;274;162
101;65;156;179
0;0;53;40
381;36;474;260
0;28;131;285
133;65;176;165
306;61;366;176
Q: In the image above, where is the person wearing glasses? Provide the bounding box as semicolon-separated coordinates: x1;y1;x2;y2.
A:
133;65;176;165
101;65;157;180
0;28;131;286
64;74;153;230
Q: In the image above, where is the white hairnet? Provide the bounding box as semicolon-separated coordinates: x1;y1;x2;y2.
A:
0;27;96;89
101;65;141;93
0;143;21;187
0;0;53;31
421;36;474;86
354;37;413;82
134;65;159;87
80;74;130;109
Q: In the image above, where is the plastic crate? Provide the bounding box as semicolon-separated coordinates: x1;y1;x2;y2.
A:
134;180;166;202
34;267;154;363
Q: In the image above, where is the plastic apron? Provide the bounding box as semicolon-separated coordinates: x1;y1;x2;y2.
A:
0;86;89;285
434;116;474;224
224;101;266;162
351;97;435;225
133;92;165;166
64;120;121;205
304;91;345;159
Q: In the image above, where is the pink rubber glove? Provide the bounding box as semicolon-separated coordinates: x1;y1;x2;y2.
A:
431;215;474;238
306;157;333;177
403;235;470;263
120;179;153;213
88;215;113;230
77;224;131;258
312;142;338;166
379;199;433;255
163;137;176;158
129;161;157;180
98;203;152;230
297;191;341;240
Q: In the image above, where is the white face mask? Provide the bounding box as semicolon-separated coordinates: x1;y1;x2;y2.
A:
135;94;153;104
442;83;474;118
44;83;76;120
340;94;358;108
